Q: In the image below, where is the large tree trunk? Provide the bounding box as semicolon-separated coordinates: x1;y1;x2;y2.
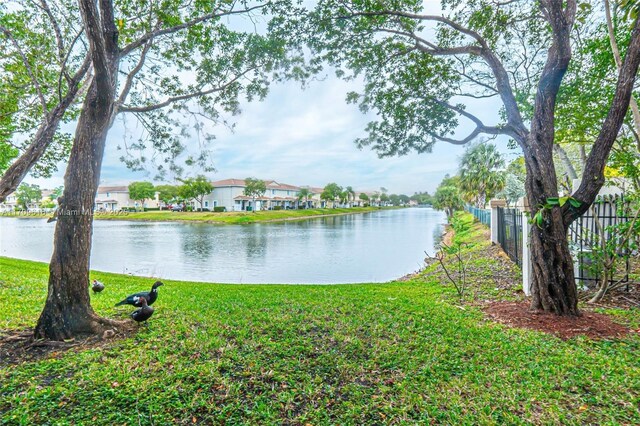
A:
524;139;580;316
34;81;117;339
34;78;120;340
34;0;121;340
526;11;640;316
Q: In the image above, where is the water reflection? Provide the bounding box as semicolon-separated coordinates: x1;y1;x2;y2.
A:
0;208;446;284
243;225;268;260
432;223;445;252
180;224;214;259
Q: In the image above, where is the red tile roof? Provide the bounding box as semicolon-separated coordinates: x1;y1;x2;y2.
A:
212;178;300;191
211;178;247;187
272;182;301;191
233;195;270;201
211;179;365;195
97;186;128;193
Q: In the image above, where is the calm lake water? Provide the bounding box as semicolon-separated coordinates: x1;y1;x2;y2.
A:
0;208;445;284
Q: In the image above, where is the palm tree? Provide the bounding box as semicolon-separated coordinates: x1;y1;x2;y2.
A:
370;191;380;207
345;186;355;207
297;188;312;209
459;141;505;208
339;190;348;206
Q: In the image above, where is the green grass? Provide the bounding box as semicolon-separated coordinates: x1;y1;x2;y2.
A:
1;215;640;424
450;211;488;247
1;207;386;225
111;207;382;224
427;212;523;301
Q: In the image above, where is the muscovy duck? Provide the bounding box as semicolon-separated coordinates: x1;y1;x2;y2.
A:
91;279;105;293
115;281;164;307
130;297;154;324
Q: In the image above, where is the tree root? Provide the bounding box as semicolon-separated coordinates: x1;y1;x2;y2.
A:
25;340;80;350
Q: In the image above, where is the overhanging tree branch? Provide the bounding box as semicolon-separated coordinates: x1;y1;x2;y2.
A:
428;98;510;144
344;8;529;143
36;0;66;63
119;4;267;58
0;56;92;202
0;25;49;117
570;14;640;221
57;29;88;100
115;41;153;113
605;0;640;151
118;69;255;113
453;56;499;95
340;10;489;46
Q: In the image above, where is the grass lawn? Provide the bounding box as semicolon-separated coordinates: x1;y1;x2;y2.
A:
1;214;639;424
1;207;385;225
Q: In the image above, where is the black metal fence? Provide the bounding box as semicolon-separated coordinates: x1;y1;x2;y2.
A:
497;207;523;267
465;205;491;226
568;195;631;286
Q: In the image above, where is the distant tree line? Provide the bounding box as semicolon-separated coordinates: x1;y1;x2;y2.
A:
128;175;214;211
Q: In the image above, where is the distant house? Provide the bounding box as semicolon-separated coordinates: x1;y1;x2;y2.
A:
201;179;245;211
264;181;301;210
41;189;54;200
0;193;18;212
204;179;303;211
95;186;160;211
0;191;54;212
300;187;326;209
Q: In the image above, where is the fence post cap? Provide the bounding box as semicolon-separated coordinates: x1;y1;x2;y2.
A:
515;197;530;210
489;199;507;208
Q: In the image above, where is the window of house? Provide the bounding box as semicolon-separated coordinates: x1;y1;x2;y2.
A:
205;201;209;207
272;190;275;195
106;192;110;197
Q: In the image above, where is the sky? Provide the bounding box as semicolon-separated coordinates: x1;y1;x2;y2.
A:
27;75;517;195
23;1;520;196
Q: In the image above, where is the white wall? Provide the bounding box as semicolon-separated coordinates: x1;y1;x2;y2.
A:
203;186;245;211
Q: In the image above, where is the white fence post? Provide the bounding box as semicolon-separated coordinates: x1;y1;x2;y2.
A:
521;214;532;296
516;197;532;296
489;199;506;244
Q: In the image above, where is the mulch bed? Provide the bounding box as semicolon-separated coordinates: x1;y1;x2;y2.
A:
483;301;632;340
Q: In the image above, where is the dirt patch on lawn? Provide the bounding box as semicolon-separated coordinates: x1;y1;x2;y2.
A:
483;301;631;340
0;326;134;366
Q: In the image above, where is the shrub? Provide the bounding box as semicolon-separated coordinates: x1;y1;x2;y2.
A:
144;207;160;211
213;206;226;212
273;206;283;211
